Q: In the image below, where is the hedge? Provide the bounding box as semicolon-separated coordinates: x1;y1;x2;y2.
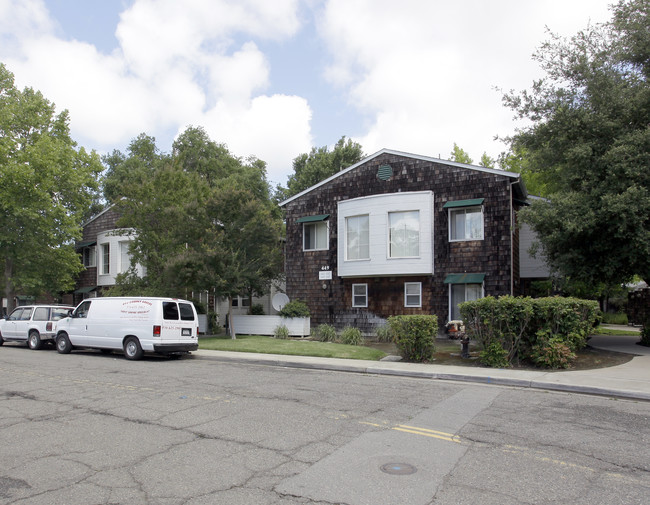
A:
459;296;599;368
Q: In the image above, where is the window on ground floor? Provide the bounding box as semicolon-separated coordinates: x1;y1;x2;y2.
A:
352;283;368;307
450;283;483;321
404;282;422;307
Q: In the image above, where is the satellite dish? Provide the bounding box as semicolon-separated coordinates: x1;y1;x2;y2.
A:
272;293;290;312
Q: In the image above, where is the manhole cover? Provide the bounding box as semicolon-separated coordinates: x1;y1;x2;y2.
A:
380;463;417;475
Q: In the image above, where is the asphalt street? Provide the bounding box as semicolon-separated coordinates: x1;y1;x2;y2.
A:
1;344;649;504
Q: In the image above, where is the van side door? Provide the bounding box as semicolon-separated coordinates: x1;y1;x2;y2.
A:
67;301;92;346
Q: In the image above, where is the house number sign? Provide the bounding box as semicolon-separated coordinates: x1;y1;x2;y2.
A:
319;266;332;280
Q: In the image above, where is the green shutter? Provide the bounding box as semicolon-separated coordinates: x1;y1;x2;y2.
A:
443;273;486;284
296;214;330;223
443;198;485;209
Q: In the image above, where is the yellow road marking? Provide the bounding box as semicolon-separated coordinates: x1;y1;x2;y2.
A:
360;420;462;443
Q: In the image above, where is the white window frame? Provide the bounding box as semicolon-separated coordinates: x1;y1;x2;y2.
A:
119;241;131;274
404;282;422;308
388;210;420;259
345;214;370;261
449;283;484;321
303;221;329;251
449;206;484;242
352;283;368;308
83;246;96;268
100;244;110;275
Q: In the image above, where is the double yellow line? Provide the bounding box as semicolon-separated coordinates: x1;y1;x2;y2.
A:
361;421;461;443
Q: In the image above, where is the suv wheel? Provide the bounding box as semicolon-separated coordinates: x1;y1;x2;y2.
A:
28;331;42;350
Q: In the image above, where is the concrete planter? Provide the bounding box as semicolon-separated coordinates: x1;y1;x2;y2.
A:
232;315;310;337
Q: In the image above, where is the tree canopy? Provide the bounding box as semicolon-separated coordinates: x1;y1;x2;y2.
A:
503;0;650;286
280;136;364;200
0;64;102;310
449;143;473;164
104;127;284;329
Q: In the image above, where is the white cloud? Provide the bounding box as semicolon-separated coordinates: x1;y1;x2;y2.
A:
0;0;311;183
318;0;613;162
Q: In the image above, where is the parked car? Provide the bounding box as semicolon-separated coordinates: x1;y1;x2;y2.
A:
55;297;200;360
0;305;74;349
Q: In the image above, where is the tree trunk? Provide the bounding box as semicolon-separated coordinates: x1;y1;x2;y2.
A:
4;257;14;313
228;295;236;339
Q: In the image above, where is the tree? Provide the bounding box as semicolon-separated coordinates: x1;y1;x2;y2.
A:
449;143;473;164
282;136;364;199
479;152;496;169
105;127;284;336
0;64;102;311
502;0;650;286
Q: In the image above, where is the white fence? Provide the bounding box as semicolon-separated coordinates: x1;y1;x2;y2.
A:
231;315;310;337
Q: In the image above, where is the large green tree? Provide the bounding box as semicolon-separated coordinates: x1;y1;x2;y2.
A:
0;64;102;310
280;136;364;199
105;127;283;335
503;0;650;286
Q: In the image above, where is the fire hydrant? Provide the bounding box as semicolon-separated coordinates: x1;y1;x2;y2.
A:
460;333;470;359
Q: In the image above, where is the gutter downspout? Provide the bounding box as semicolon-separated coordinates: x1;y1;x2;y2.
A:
510;181;516;296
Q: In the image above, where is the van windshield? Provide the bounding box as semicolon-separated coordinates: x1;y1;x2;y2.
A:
163;302;179;320
179;303;195;321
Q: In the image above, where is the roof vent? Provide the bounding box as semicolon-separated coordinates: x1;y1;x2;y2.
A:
377;164;393;181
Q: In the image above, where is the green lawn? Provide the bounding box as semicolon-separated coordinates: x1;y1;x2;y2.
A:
199;335;387;361
592;327;641;336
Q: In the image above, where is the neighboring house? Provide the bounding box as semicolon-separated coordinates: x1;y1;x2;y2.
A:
280;148;539;333
74;206;284;327
73;205;143;304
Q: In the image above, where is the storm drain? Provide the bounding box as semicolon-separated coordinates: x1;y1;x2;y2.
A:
380;463;417;475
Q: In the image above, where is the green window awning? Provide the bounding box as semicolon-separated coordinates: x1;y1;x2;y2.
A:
75;240;97;249
444;273;486;284
297;214;330;223
74;286;97;294
443;198;484;209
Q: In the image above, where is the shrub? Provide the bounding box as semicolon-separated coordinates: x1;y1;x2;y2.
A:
388;315;437;362
602;312;628;325
314;324;337;342
479;342;510;368
375;324;393;343
640;320;650;347
530;337;576;369
251;303;265;315
279;300;310;318
340;326;363;346
273;324;289;339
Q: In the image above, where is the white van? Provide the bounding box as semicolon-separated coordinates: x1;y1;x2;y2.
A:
55;297;199;360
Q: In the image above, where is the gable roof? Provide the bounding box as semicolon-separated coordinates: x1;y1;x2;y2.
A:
279;148;525;207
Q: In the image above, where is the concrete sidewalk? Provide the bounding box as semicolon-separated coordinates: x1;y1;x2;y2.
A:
194;332;650;402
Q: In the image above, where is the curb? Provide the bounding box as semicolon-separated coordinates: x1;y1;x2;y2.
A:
192;351;650;402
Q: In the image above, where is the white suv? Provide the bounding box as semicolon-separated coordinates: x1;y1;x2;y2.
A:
0;305;74;350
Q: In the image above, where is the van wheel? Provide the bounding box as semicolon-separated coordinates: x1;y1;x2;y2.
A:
28;331;42;350
0;335;4;346
124;337;143;360
56;334;72;354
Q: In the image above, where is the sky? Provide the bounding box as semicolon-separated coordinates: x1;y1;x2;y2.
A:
0;0;614;187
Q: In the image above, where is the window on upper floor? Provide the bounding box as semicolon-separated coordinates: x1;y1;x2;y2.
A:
119;241;132;274
100;244;110;275
445;199;484;241
389;211;420;258
304;221;328;251
82;246;96;268
346;215;370;260
352;283;368;307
